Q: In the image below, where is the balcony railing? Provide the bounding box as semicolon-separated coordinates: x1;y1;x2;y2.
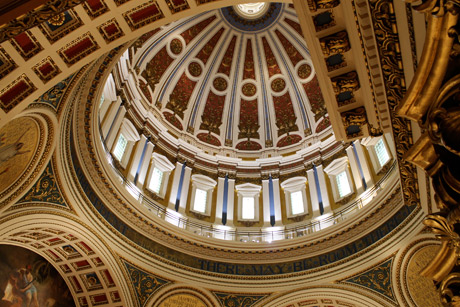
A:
101;138;397;243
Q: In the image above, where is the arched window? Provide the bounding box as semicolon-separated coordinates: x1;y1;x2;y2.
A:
145;153;175;198
190;175;217;216
324;157;354;203
235;183;262;222
280;177;309;218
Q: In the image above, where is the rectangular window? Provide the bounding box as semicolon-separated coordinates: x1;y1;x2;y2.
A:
113;134;127;161
193;188;207;213
290;191;304;215
149;167;163;194
242;197;255;220
336;171;351;198
375;138;390;167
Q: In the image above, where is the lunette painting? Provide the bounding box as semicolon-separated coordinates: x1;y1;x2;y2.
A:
0;245;75;307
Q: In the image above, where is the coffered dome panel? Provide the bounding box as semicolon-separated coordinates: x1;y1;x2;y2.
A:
132;3;331;157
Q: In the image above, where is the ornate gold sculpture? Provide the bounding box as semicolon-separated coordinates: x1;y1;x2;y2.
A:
397;0;460;305
320;30;351;56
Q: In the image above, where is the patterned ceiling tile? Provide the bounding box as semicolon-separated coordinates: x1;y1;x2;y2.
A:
32;56;61;83
10;30;42;60
123;1;164;30
213;292;268;307
243;39;255;80
141;46;174;92
262;37;281;77
16;161;68;207
273;92;298;137
38;9;83;43
199;91;225;135
166;0;190;14
275;29;304;67
283;17;304;36
217;35;237;76
122;259;171;307
0;74;36;113
98;18;124;43
166;72;197;119
58;32;99;66
341;257;396;302
195;27;225;64
180;15;216;45
0;46;17;80
82;0;109;19
303;76;327;122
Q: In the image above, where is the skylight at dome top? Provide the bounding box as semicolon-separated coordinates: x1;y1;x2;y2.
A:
234;3;269;19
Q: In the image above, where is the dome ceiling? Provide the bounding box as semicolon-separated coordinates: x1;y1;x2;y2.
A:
132;3;331;155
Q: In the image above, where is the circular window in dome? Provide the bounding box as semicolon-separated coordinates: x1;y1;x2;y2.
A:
234;3;269;19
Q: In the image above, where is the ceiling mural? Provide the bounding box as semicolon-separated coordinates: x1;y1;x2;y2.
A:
132;3;330;154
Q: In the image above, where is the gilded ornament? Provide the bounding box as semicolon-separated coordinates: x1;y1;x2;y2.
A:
320;30;351;56
297;63;312;79
213;77;228;91
307;0;340;12
170;38;183;55
271;78;286;92
188;62;202;77
242;83;257;96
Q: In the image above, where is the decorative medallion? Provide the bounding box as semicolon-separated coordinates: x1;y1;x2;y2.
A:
170;38;183;55
221;3;283;32
158;293;207;307
298;63;312;79
277;134;302;147
236;140;262;150
213;77;227;91
197;133;221;146
0;117;39;192
188;62;202;77
271;78;286;92
242;83;256;96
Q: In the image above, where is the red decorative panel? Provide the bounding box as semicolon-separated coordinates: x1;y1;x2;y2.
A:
166;0;190;13
0;74;36;112
277;134;302;147
315;116;331;133
10;31;42;60
141;46;174;91
0;47;17;80
123;1;164;30
72;259;92;271
217;35;237;76
98;19;124;43
238;99;259;140
195;27;225;64
163;112;183;130
110;291;121;303
83;0;109;18
275;30;304;67
78;297;89;307
69;275;83;293
60;264;72;273
58;33;99;66
303;76;327;121
236;140;262;150
90;294;109;305
243;40;255;80
284;17;304;36
180;15;216;45
165;72;197;119
76;241;95;255
273;92;298;136
33;57;61;83
199;91;226;134
91;257;104;266
44;249;61;262
197;133;221;146
114;0;130;5
101;269;115;287
39;9;83;43
262;37;281;77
